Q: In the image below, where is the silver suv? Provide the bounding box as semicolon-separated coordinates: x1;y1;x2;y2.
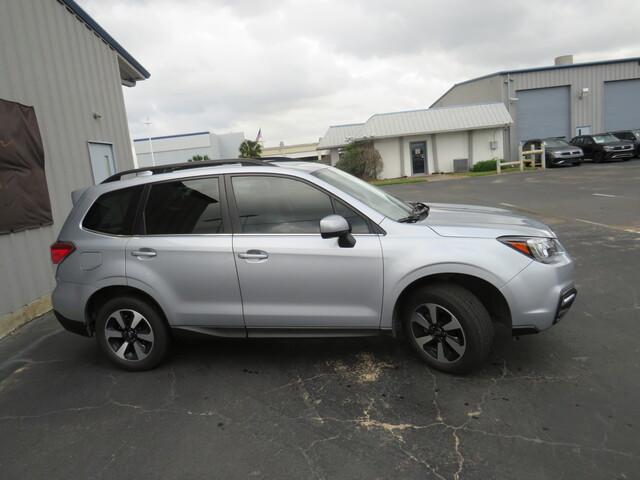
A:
51;159;576;374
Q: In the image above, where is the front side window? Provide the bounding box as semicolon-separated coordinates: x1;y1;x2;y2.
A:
144;177;223;234
83;186;143;235
232;176;334;233
333;199;370;234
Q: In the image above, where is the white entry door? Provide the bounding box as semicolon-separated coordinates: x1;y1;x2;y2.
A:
88;142;116;184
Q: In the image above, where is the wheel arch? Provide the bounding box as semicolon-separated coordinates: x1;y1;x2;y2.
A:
85;285;169;335
391;272;512;338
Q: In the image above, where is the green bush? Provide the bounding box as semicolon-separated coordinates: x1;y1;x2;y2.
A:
336;143;382;180
471;159;497;172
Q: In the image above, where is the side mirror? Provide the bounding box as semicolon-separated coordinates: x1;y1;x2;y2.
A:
320;215;356;248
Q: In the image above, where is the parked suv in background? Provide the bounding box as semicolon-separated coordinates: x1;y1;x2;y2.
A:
570;134;634;162
522;137;583;167
609;130;640;157
51;159;577;374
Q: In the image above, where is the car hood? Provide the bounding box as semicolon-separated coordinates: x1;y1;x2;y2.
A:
417;203;555;238
602;140;634;148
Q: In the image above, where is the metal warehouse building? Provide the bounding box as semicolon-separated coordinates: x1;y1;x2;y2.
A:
0;0;149;334
432;55;640;160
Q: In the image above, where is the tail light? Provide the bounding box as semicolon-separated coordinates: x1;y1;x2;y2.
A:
50;241;75;265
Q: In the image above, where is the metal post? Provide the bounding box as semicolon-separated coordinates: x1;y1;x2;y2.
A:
518;144;523;171
541;144;546;170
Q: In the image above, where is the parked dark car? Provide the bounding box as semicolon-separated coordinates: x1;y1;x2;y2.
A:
609;130;640;157
522;137;583;167
570;134;634;163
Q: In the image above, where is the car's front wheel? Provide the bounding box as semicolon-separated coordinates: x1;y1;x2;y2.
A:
95;296;170;371
402;283;494;374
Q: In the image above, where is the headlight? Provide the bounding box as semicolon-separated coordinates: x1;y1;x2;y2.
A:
603;146;613;151
499;237;565;263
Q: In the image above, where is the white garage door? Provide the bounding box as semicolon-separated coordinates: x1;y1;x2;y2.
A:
516;86;571;143
604;79;640;131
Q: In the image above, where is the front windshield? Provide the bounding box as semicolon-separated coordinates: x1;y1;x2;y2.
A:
592;134;618;144
312;167;412;221
543;139;569;148
633;130;640;140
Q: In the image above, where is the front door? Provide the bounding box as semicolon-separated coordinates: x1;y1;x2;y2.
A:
410;141;427;175
581;137;595;159
228;174;384;330
125;176;244;328
88;142;116;184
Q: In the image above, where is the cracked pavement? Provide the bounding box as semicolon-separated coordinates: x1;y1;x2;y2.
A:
1;161;639;479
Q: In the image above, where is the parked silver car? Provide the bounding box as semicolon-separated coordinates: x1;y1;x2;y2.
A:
51;159;576;374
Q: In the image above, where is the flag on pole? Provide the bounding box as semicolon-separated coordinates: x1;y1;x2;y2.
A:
255;128;262;142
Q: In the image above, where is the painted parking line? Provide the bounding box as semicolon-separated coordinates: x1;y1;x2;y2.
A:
592;193;617;198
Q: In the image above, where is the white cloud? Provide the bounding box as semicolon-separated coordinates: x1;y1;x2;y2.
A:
81;0;640;146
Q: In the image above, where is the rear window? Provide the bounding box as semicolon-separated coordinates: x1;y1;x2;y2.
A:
83;186;143;235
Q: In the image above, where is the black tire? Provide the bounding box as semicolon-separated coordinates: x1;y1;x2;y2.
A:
402;283;494;374
95;295;170;371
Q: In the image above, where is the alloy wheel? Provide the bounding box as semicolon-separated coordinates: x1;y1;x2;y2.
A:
104;309;155;361
410;303;466;363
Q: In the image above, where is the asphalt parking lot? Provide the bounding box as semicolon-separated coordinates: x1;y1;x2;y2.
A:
1;160;639;479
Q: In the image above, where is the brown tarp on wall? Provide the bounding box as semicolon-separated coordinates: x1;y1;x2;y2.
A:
0;99;53;234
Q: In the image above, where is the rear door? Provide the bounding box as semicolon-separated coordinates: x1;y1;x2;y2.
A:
228;174;384;331
126;176;243;328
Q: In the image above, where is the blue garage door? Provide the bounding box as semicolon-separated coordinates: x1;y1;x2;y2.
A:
604;79;640;131
516;86;571;143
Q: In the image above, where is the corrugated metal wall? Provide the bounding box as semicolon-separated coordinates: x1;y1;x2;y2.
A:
509;61;640;158
433;60;640;160
0;0;136;317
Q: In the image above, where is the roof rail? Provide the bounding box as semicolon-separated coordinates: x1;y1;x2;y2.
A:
260;156;306;163
101;158;268;183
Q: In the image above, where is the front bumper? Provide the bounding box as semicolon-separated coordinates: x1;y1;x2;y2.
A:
549;153;582;165
500;253;576;333
603;150;633;160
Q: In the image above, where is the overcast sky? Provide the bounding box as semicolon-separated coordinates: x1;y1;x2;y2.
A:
81;0;640;147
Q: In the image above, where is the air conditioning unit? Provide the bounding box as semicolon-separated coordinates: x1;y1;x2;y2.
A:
453;158;469;173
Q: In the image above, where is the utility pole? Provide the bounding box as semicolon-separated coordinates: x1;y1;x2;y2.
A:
144;117;156;166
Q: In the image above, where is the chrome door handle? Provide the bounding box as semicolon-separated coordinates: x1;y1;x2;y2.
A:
131;248;157;258
238;250;269;260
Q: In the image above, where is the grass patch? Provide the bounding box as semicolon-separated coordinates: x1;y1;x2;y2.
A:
370;167;538;185
370;176;432;186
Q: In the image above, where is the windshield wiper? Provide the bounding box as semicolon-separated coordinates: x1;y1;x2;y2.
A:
398;202;430;223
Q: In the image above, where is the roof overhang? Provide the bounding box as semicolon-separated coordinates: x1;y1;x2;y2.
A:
59;0;150;85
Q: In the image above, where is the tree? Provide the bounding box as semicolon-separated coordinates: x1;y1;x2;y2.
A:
335;142;382;180
188;154;210;162
239;140;262;158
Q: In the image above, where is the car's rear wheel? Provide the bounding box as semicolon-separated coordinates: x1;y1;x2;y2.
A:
95;296;169;371
402;283;494;374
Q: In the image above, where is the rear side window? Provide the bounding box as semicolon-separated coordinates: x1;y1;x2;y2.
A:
83;186;143;235
144;177;223;234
